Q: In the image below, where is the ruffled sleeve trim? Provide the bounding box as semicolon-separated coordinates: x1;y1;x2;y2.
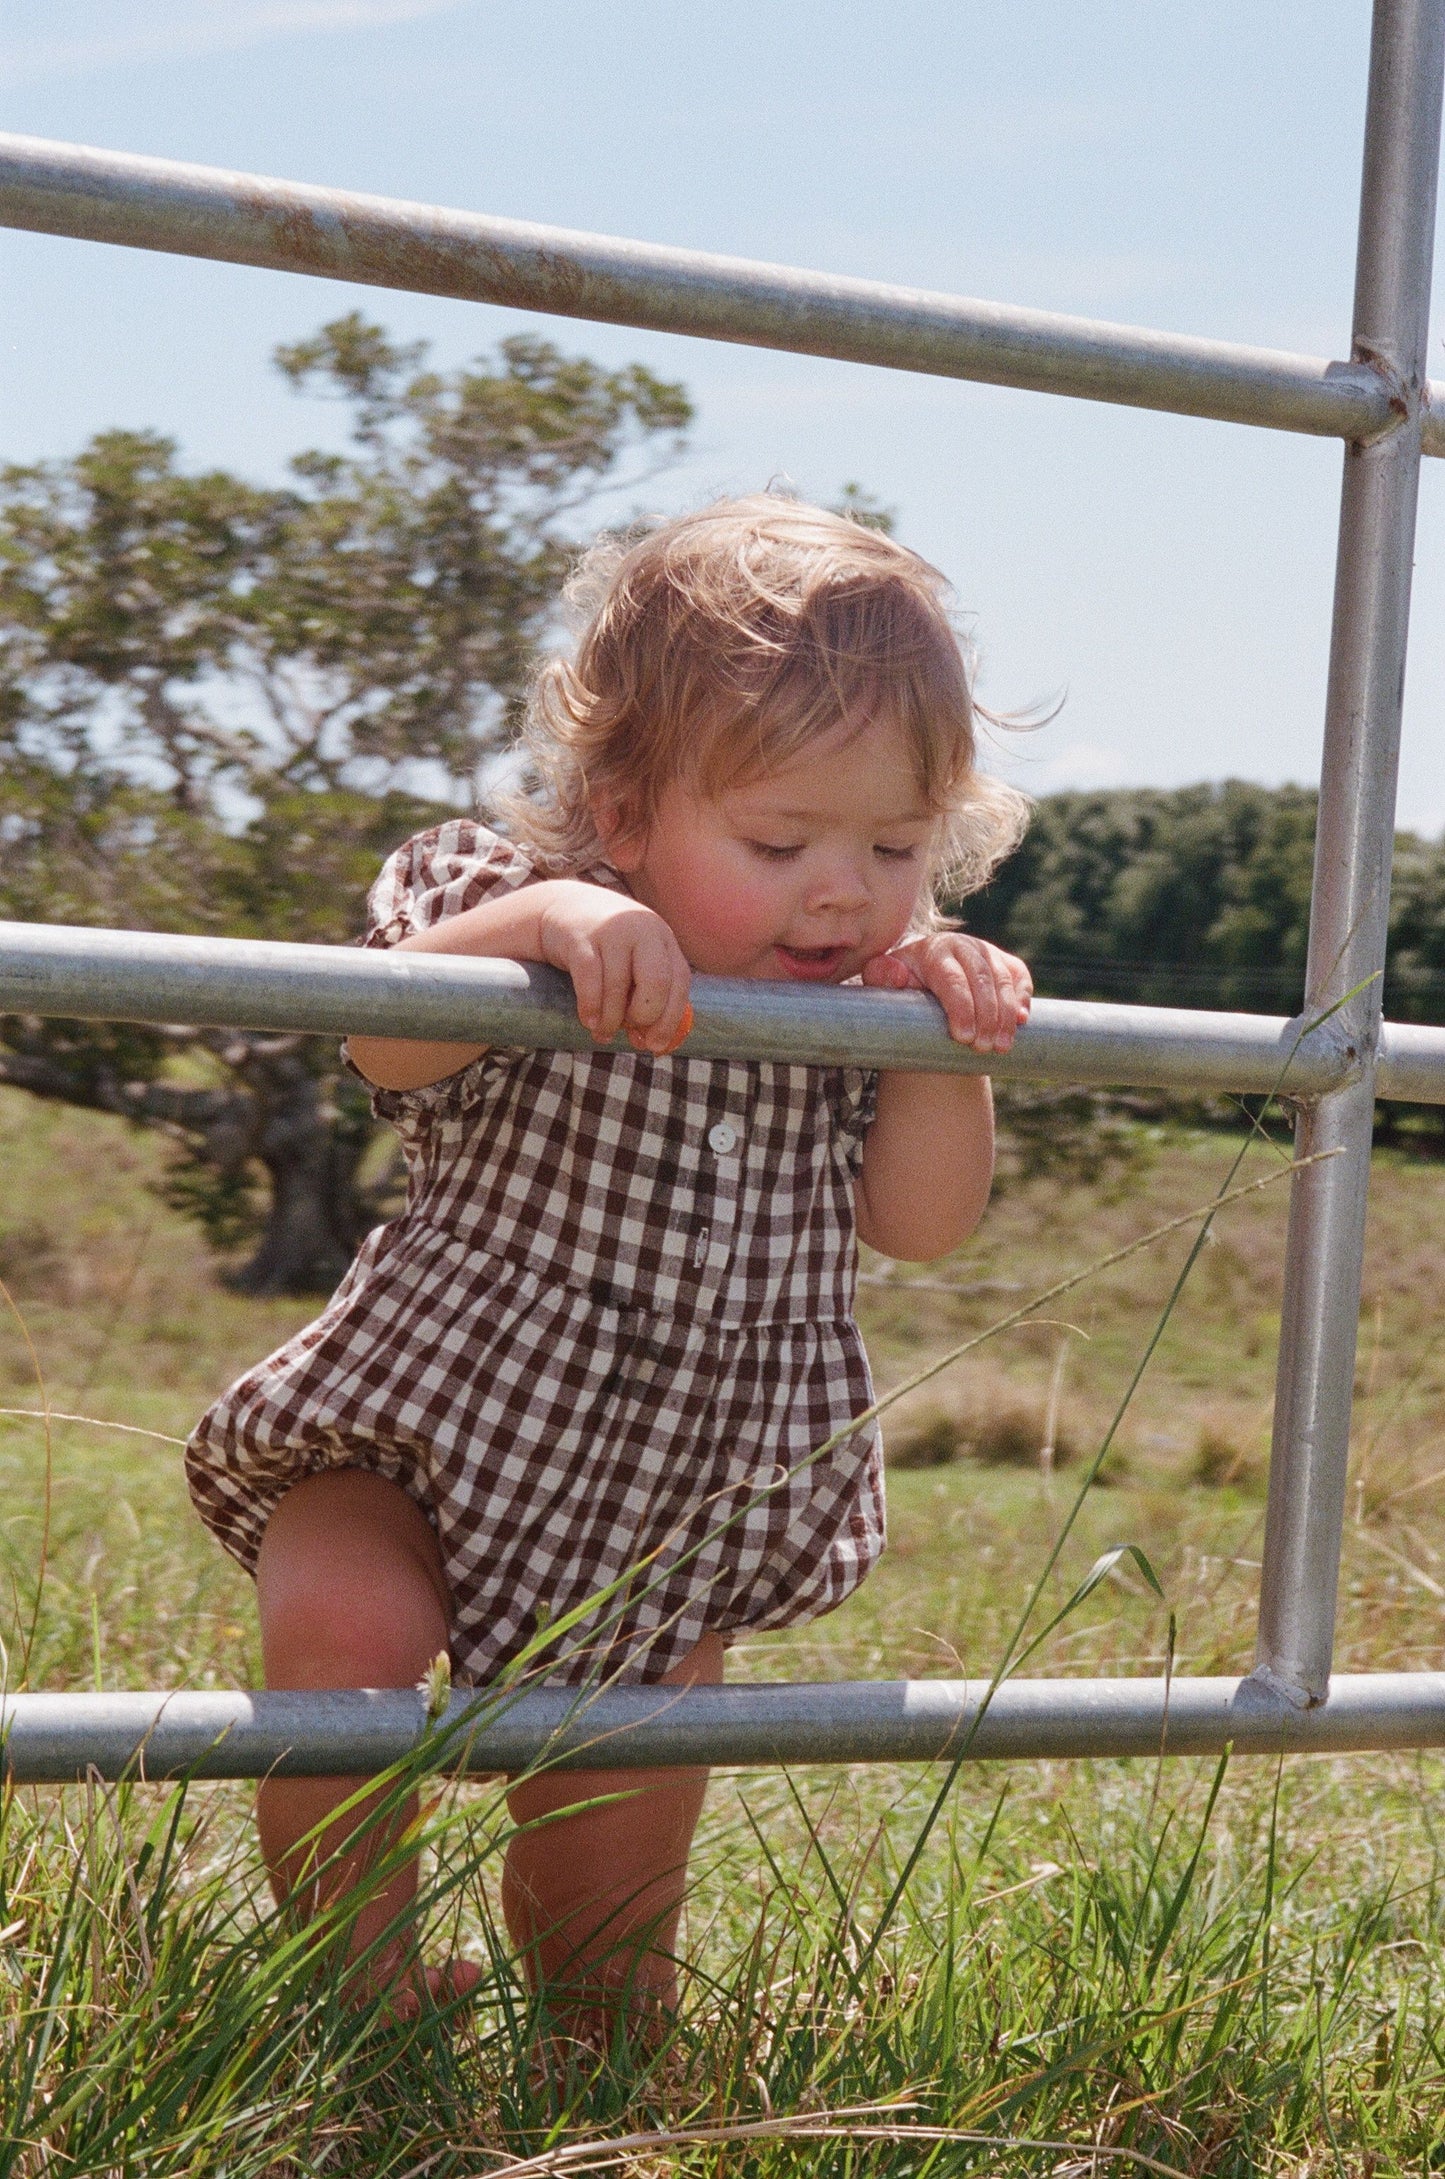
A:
829;1067;880;1177
342;820;544;1128
360;819;538;951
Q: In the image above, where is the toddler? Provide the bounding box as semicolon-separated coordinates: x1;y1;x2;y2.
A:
186;495;1033;2028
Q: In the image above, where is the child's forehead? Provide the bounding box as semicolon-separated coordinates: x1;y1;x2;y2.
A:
716;723;936;825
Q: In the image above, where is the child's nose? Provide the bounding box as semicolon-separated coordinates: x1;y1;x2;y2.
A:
805;857;872;912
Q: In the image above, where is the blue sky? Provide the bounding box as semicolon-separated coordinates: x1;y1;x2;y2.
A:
3;1;1444;830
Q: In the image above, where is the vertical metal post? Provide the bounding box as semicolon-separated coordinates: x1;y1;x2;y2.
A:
1255;0;1445;1704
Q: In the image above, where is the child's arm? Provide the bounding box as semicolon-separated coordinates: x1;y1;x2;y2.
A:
347;880;694;1090
854;935;1032;1262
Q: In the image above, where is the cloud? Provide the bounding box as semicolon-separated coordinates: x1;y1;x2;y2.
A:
999;738;1131;793
0;0;463;90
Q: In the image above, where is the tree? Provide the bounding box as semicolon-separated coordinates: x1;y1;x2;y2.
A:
963;779;1445;1151
963;780;1445;1026
0;317;691;1293
962;782;1321;1015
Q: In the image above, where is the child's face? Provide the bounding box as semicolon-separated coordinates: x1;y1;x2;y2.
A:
606;716;939;982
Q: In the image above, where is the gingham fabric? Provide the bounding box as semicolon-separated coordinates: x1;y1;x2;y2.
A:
185;821;885;1686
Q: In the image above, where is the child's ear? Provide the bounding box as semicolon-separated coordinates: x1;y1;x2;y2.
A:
592;791;648;872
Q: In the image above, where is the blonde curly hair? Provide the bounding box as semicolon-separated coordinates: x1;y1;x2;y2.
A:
498;494;1030;913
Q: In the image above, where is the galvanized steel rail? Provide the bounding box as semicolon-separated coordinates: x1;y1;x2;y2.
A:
2;0;1444;1777
7;1676;1445;1782
4;913;1445;1103
7;915;1438;1100
0;128;1442;451
1255;0;1444;1704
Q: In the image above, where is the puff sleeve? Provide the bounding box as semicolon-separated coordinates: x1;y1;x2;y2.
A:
827;1067;880;1177
360;819;538;949
343;820;540;1127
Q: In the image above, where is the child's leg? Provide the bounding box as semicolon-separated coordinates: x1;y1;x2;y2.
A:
254;1468;473;2006
502;1633;724;2033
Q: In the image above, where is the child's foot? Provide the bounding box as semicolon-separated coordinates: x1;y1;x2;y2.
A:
531;1983;679;2066
348;1945;484;2022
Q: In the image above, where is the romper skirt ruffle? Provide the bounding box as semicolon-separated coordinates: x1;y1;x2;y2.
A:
187;1222;882;1686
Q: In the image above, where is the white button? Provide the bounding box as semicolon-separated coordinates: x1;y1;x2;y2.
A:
707;1121;739;1155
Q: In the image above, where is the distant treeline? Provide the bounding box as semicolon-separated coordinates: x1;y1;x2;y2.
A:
963;782;1445;1023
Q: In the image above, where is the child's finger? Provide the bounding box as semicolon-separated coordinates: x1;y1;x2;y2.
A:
959;949;1013;1052
625;931;692;1053
985;974;1023;1050
923;947;980;1044
621;924;671;1028
965;942;1034;1051
566;938;605;1037
655;949;696;1050
590;935;635;1041
959;946;1005;1048
990;947;1033;1035
633;998;694;1056
860;950;920;990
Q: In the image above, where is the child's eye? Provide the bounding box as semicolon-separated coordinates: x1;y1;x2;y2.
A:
874;843;921;863
746;840;803;862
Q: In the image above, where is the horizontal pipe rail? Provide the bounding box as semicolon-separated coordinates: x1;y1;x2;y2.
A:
2;917;1442;1102
6;1674;1445;1780
1;133;1441;451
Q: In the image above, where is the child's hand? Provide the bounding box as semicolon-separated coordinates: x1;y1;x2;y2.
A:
861;933;1033;1053
535;882;694;1056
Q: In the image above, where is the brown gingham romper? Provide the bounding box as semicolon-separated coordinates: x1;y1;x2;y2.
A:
185;820;885;1686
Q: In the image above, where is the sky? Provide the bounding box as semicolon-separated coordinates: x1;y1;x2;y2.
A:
2;1;1445;830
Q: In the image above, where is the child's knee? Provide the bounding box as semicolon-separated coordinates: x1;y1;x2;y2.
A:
260;1579;445;1689
264;1591;447;1690
256;1469;450;1688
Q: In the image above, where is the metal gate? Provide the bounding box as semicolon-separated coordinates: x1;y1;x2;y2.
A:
1;0;1443;1783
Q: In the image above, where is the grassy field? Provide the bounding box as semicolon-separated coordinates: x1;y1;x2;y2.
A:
5;1084;1445;2171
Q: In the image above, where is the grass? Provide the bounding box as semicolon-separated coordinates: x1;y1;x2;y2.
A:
5;1085;1445;2169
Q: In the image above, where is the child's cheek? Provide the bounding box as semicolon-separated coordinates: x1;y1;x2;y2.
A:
891;868;934;945
703;887;777;956
687;866;784;969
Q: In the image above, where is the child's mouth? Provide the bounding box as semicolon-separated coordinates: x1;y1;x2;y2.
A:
775;944;850;980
